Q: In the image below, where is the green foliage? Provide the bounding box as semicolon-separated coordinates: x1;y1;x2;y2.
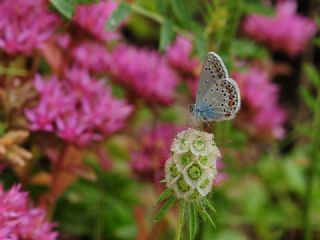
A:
50;0;96;19
187;203;198;240
159;20;173;51
154;195;176;222
156;188;173;204
54;170;138;239
106;2;131;30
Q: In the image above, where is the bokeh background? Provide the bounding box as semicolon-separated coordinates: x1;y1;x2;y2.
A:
0;0;319;239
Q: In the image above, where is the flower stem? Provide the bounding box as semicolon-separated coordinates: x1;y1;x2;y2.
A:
175;201;185;240
303;90;320;239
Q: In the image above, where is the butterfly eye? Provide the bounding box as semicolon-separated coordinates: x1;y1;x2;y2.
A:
190;106;194;112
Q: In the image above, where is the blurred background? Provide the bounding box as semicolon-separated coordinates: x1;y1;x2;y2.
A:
0;0;319;239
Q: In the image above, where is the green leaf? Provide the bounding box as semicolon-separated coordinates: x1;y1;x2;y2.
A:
170;0;191;28
156;189;173;204
50;0;75;19
175;201;186;240
231;40;269;59
195;202;215;228
300;88;316;111
159;20;173;52
313;37;320;47
283;160;305;195
153;195;176;222
106;2;131;31
188;203;198;240
303;63;320;87
203;197;216;214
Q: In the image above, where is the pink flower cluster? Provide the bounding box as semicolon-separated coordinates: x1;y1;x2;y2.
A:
71;41;111;72
166;36;200;98
25;68;133;147
0;0;60;55
110;44;179;104
131;123;184;183
233;67;287;139
0;184;58;240
73;0;119;41
243;1;317;56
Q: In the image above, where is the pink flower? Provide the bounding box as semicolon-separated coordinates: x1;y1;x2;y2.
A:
73;0;119;41
71;41;111;72
131;124;184;183
214;160;228;186
25;68;133;147
232;67;287;139
243;1;317;56
166;36;199;72
166;36;200;98
110;44;179;104
0;0;60;55
0;184;58;240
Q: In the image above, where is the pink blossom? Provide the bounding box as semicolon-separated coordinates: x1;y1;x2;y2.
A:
0;0;60;55
73;0;119;41
25;68;133;147
110;44;179;104
214;160;228;186
166;36;199;72
71;41;111;72
166;36;200;98
131;124;184;183
243;1;317;56
0;184;58;240
232;67;287;139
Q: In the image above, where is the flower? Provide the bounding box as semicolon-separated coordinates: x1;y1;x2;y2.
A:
166;36;200;98
243;1;317;56
232;67;287;139
0;184;58;240
166;36;199;72
0;0;60;55
73;0;119;41
110;44;179;104
71;41;111;72
165;128;221;201
130;124;184;183
25;68;133;147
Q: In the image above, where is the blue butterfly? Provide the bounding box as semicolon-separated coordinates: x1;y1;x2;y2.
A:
190;52;241;122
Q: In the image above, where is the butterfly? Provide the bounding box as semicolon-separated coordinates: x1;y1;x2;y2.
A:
190;52;241;122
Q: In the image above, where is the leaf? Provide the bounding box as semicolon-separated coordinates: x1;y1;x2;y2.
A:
313;37;320;47
156;188;173;204
170;0;191;28
176;201;186;240
300;88;316;111
50;0;75;19
303;63;320;87
159;20;173;52
203;197;216;214
195;202;215;228
188;203;198;240
106;2;131;31
153;195;176;222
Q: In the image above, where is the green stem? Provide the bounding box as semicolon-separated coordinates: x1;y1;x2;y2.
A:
303;90;320;239
175;201;186;240
130;4;189;37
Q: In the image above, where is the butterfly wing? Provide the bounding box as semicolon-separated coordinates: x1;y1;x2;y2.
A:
200;78;241;121
196;52;229;105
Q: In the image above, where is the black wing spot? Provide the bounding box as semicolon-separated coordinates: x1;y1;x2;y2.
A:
210;88;213;92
